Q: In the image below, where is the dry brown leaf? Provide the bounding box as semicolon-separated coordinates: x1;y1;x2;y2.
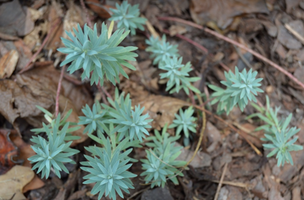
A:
132;93;185;130
22;175;44;193
0;129;19;175
190;0;269;30
169;25;187;36
86;0;112;19
176;143;211;168
0;165;34;200
0;0;34;37
278;25;302;49
63;1;85;39
10;131;35;168
0;50;18;78
0;65;92;144
23;21;48;51
45;0;64;51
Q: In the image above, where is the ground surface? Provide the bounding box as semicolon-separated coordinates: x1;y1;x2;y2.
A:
0;0;304;200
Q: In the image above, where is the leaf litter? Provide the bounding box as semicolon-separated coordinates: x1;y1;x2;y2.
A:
0;0;304;199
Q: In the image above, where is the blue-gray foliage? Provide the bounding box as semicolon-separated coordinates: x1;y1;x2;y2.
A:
81;139;136;200
141;125;186;187
209;67;263;114
28;116;79;179
109;1;146;35
159;56;200;94
146;35;179;65
57;23;138;86
247;96;303;166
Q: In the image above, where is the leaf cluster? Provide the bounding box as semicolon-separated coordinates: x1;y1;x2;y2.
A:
169;106;197;146
159;56;200;94
78;89;152;142
28;114;79;179
109;1;146;35
57;23;138;86
209;67;263;114
247;96;303;166
141;125;186;187
145;35;179;65
81;139;136;200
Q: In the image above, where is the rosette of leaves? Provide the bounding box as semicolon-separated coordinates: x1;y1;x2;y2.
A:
169;107;197;146
107;93;153;142
28;121;79;179
263;127;303;166
141;125;186;187
78;103;108;134
247;96;303;166
146;35;179;65
209;66;263;114
81;139;136;200
159;56;200;94
109;1;146;35
57;23;138;86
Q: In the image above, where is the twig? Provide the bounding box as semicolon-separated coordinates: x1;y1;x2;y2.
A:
80;0;93;28
214;163;228;200
285;24;304;44
55;65;66;117
162;29;208;54
158;16;304;90
19;18;61;74
183;93;206;167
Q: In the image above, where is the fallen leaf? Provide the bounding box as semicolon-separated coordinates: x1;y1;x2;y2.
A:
45;0;64;51
176;143;211;168
132;93;185;130
285;0;301;13
190;0;269;30
278;25;302;49
62;1;85;40
22;175;44;193
0;65;93;144
0;0;34;37
0;49;18;78
86;0;112;19
205;122;221;152
0;165;34;200
169;25;187;36
0;129;18;174
9;131;35;167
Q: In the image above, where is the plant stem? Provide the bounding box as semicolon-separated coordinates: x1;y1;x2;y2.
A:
55;65;65;117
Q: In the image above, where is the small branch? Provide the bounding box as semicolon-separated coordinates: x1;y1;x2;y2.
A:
158;16;304;90
55;65;66;117
19;18;61;74
214;163;228;200
162;29;208;54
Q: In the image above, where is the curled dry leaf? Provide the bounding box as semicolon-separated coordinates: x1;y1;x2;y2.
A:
0;49;18;78
0;129;19;175
0;165;34;200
